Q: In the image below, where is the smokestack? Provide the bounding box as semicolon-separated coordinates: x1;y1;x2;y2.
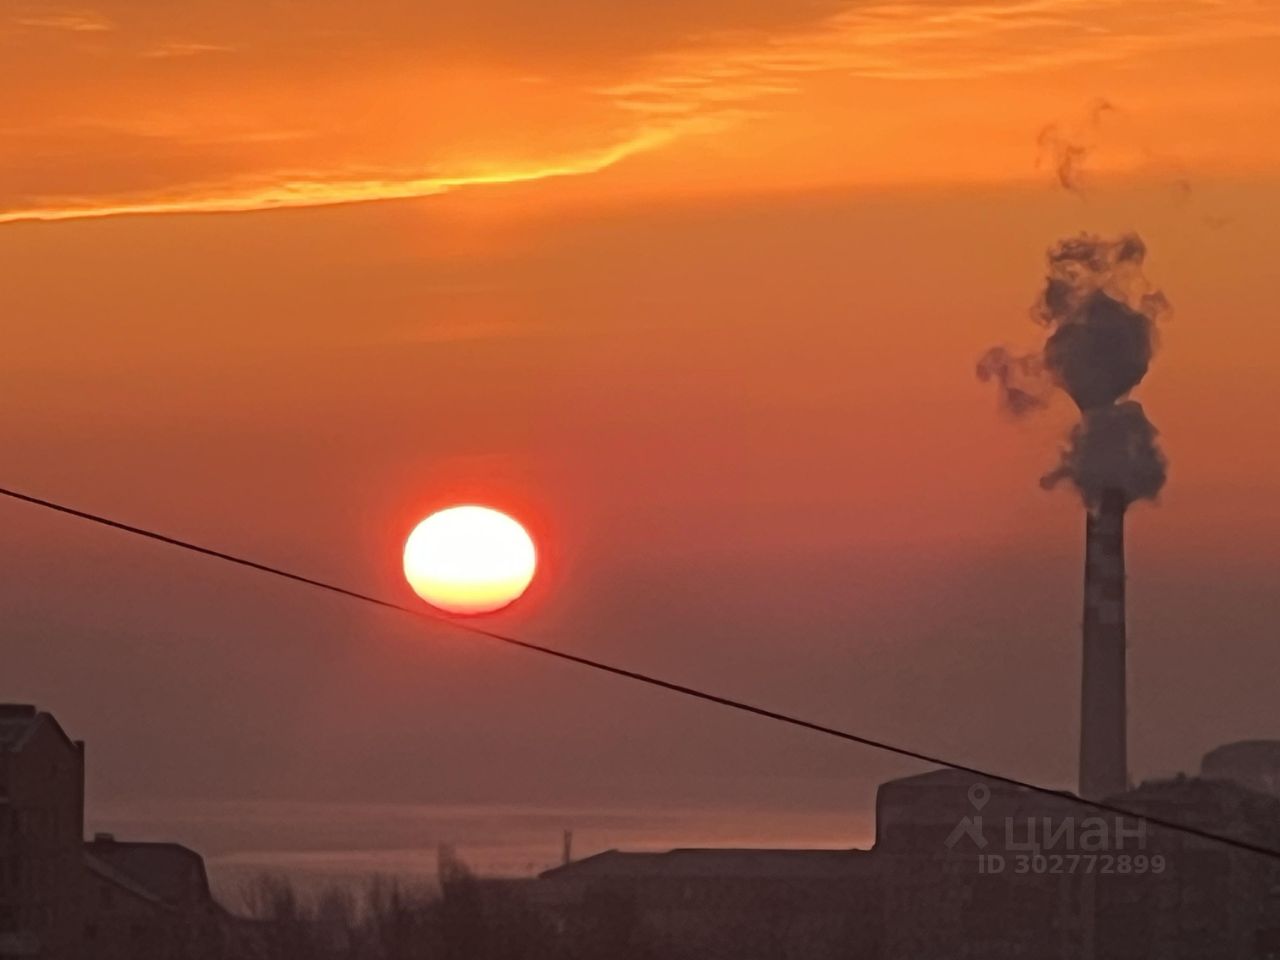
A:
1079;487;1128;800
977;234;1170;798
562;829;573;866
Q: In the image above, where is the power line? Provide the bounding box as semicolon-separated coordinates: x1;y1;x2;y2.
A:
2;483;1278;864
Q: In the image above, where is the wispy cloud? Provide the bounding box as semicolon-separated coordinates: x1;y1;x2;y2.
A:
13;9;112;32
601;0;1280;128
0;127;680;225
141;41;236;59
3;0;1277;226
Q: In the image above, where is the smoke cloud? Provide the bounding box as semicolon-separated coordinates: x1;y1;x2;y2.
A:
1037;99;1114;196
978;233;1170;506
1040;401;1167;504
975;347;1049;415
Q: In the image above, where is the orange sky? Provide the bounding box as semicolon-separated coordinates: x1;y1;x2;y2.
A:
3;0;1280;850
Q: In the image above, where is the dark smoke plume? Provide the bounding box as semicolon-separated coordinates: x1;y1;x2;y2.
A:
976;347;1050;415
1040;401;1167;504
978;233;1169;506
1037;99;1114;195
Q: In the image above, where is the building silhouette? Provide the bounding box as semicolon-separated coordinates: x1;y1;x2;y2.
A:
1202;741;1280;799
0;705;246;960
5;699;1280;958
536;847;880;959
0;705;84;960
537;759;1280;959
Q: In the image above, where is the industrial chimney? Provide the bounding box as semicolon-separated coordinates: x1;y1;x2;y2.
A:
1079;487;1128;800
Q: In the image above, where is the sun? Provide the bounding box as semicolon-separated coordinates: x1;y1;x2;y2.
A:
403;506;537;615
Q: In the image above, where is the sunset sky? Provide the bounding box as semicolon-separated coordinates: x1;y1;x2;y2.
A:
3;0;1280;863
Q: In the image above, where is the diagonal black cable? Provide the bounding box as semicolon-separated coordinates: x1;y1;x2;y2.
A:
2;483;1278;863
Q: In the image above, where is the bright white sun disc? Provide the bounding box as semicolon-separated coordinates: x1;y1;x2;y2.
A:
403;506;537;615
